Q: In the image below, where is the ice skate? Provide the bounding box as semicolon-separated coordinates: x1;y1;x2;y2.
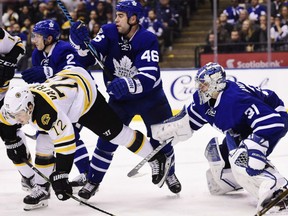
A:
23;182;50;211
166;173;182;194
149;153;173;188
21;175;35;192
70;173;87;194
78;181;99;200
259;188;288;215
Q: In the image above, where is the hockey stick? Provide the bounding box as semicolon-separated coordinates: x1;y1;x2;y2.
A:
255;189;288;216
56;0;113;81
127;138;172;178
24;132;36;140
22;159;116;216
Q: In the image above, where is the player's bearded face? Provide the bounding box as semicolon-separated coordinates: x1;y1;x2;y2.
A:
31;33;45;51
115;12;130;34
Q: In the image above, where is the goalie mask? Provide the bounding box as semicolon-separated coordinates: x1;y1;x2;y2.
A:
3;86;34;123
195;62;226;105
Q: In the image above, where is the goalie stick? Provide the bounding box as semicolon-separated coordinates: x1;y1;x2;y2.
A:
22;159;116;216
56;0;113;81
255;189;288;216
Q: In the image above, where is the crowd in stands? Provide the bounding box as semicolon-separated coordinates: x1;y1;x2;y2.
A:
202;0;288;54
1;0;192;70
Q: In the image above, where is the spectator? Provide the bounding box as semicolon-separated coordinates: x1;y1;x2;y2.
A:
88;10;99;32
239;19;255;52
226;29;246;52
46;0;65;25
234;9;249;31
90;22;101;38
2;5;19;28
271;14;288;50
218;13;234;35
223;0;244;24
96;1;108;25
247;0;266;24
75;2;87;22
280;5;288;25
18;5;31;27
156;0;179;50
33;2;48;23
85;0;99;13
271;0;283;18
202;32;216;53
250;15;268;51
142;9;164;39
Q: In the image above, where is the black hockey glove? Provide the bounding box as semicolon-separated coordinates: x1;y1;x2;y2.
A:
0;55;17;86
50;171;72;201
5;137;28;164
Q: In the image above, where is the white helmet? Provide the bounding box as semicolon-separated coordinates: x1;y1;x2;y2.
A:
4;86;34;116
195;62;226;104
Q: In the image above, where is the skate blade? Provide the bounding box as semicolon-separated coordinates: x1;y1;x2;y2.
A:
24;200;48;211
157;156;173;188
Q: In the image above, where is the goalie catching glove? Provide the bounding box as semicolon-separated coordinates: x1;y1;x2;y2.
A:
151;107;193;144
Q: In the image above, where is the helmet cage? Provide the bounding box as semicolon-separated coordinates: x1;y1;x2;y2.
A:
195;62;226;104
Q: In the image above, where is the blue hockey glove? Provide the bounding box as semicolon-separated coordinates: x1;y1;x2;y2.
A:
21;66;53;83
107;77;143;99
50;171;72;201
69;21;90;50
242;134;268;176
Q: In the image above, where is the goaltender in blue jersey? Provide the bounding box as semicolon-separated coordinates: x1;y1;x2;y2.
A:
69;0;181;200
151;62;288;214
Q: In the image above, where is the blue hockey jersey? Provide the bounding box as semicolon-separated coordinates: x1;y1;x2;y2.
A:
187;80;288;155
32;40;83;74
80;23;162;100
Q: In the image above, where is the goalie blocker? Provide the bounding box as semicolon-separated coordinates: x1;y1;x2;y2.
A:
151;107;193;145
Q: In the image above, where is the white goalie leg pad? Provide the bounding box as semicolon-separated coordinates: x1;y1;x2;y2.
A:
205;137;242;195
151;107;193;145
229;147;288;210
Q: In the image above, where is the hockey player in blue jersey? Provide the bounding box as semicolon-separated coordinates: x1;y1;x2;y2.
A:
152;62;288;214
19;20;90;209
69;0;181;199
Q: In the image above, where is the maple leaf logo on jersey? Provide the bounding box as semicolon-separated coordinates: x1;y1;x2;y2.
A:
41;114;51;125
113;56;137;78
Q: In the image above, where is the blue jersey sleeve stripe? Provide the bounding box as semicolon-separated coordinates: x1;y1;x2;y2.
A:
253;123;285;133
251;113;281;128
138;66;158;71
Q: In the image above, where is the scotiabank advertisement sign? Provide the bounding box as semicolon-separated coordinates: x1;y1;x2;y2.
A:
200;52;288;68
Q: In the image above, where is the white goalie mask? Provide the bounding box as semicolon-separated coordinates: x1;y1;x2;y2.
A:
195;62;227;105
3;86;34;119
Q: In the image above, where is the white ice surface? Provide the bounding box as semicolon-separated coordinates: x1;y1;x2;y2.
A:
1;122;288;216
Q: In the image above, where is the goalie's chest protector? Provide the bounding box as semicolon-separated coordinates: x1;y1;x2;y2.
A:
201;82;252;135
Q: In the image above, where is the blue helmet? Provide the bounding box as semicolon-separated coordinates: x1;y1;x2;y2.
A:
116;0;144;21
195;62;226;104
33;20;60;41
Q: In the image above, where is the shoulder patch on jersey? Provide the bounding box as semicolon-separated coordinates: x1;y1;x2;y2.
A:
41;114;51;125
